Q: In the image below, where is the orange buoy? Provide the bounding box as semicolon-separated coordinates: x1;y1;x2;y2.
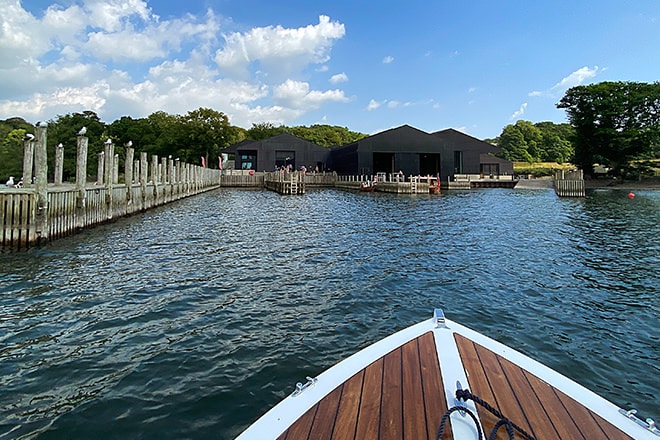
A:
628;192;635;199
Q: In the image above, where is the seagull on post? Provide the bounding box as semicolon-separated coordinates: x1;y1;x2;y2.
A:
125;140;133;147
78;126;87;135
24;133;35;141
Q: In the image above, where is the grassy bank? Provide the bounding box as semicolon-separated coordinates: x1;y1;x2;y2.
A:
513;162;573;178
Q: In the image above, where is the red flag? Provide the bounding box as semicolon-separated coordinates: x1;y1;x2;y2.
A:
201;156;206;168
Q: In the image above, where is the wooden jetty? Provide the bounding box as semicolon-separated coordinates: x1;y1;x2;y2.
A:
335;174;438;194
264;171;306;194
1;125;221;248
336;173;518;193
554;169;586;197
448;174;518;190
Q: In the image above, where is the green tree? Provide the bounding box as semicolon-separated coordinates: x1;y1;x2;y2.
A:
534;122;574;163
0;128;27;181
557;81;660;176
47;111;106;181
497;123;533;162
179;108;233;166
247;122;287;141
144;111;184;159
494;120;575;163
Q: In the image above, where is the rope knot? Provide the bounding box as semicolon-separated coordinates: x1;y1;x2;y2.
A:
455;388;472;401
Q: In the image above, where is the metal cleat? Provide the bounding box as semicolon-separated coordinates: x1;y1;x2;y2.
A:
291;376;318;397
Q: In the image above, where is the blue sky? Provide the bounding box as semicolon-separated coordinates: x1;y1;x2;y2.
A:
1;0;659;139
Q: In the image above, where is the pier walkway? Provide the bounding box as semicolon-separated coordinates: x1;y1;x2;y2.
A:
1;124;221;248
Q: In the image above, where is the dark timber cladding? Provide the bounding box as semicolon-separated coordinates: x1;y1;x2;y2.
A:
225;134;329;172
224;125;514;182
327;125;513;181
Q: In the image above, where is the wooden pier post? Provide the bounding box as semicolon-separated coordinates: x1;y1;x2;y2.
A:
34;123;49;241
22;136;35;186
125;147;134;207
104;139;114;219
54;143;64;185
167;156;174;200
75;135;88;228
140;152;149;209
112;154;119;184
97;152;104;184
150;154;159;205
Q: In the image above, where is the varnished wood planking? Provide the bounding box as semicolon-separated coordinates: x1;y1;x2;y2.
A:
496;354;557;439
281;404;317;440
455;334;635;440
355;357;384;439
555;389;633;440
276;332;448;440
454;334;504;437
417;332;450;440
308;386;343;440
332;371;364;439
401;339;426;440
380;347;403;439
522;370;587;439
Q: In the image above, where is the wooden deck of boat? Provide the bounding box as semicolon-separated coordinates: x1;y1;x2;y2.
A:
275;331;634;440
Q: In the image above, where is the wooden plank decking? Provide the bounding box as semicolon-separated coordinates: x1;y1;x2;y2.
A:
274;331;635;440
454;333;634;440
276;332;450;440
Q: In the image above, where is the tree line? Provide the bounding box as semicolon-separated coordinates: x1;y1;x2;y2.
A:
485;120;575;164
0;109;367;182
2;80;658;182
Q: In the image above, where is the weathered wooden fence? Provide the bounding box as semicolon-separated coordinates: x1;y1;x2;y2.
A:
264;171;306;194
554;169;585;197
1;125;222;248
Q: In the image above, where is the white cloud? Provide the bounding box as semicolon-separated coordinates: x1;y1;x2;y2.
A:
214;15;345;79
382;56;394;64
82;0;153;32
329;72;348;84
530;66;601;97
366;99;382;111
0;3;349;128
272;79;349;110
510;102;527;119
551;66;600;91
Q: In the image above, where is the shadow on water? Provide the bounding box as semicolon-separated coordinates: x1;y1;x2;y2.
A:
0;187;658;439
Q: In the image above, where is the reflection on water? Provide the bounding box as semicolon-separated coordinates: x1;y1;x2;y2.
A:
0;188;658;439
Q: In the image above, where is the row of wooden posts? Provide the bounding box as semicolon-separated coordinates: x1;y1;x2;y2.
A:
554;169;586;197
2;124;586;248
1;124;223;248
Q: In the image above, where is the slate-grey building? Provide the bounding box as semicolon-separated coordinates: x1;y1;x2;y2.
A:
225;125;513;180
225;133;330;172
328;125;512;180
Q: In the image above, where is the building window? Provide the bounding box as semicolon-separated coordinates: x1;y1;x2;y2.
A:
275;151;295;169
454;151;463;174
239;151;257;170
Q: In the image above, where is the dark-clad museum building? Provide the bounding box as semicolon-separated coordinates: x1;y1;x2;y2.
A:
227;125;513;181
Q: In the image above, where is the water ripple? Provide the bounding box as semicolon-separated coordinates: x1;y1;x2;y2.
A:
0;188;658;439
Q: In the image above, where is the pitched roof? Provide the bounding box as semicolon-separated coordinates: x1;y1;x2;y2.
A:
431;128;500;153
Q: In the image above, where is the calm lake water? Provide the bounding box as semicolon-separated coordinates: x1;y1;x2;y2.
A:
1;187;658;439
